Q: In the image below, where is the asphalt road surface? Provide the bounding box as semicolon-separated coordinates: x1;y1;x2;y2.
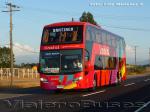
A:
0;74;150;112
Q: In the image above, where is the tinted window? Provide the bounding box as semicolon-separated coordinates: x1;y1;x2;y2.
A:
94;56;103;70
40;51;60;73
94;56;117;70
86;28;92;41
86;26;102;43
107;34;112;46
102;31;107;44
112;38;116;48
91;28;96;41
95;29;101;43
40;49;83;74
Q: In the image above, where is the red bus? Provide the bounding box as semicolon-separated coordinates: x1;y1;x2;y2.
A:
38;22;126;90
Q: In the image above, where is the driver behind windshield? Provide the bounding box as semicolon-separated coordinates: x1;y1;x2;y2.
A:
73;59;82;69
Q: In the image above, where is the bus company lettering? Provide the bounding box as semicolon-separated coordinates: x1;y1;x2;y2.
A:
53;27;74;32
61;44;83;49
44;45;60;50
100;47;110;56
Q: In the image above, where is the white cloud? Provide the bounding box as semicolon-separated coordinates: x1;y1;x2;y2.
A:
7;42;40;64
13;42;39;56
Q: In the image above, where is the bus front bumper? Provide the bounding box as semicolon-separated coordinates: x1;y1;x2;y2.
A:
40;81;78;90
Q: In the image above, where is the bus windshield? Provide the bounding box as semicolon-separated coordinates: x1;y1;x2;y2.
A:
41;26;83;45
40;49;83;74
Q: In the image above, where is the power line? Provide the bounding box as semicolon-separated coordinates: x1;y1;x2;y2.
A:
3;5;150;32
94;14;150;20
2;2;20;88
18;6;150;23
22;6;150;20
102;24;150;32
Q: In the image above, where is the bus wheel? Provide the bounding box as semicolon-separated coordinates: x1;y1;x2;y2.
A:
117;72;122;85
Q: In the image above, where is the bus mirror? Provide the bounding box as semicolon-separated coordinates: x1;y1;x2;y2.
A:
85;49;90;61
85;56;89;61
85;61;91;70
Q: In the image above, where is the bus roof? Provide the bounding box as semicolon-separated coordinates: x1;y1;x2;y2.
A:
44;21;101;28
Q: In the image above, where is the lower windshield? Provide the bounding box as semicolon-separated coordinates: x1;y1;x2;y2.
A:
40;49;82;74
40;51;60;73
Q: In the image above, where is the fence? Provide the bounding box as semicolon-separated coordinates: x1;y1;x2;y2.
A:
0;68;39;80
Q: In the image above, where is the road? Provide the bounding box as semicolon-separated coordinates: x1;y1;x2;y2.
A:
0;74;150;112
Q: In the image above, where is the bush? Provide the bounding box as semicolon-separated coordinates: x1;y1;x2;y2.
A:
127;65;146;75
134;66;146;73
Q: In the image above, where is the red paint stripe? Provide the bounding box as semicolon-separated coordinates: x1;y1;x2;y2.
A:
101;71;105;86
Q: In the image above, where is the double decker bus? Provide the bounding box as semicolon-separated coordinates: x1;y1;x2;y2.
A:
38;22;126;90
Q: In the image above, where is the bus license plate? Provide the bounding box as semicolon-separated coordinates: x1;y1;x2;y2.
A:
57;85;64;89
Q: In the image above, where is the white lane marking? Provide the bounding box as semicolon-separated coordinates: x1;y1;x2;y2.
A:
124;83;135;87
144;79;150;82
82;90;106;97
134;101;150;112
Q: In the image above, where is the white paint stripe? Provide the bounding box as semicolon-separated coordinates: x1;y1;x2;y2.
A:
134;101;150;112
82;90;106;97
144;79;150;82
124;83;135;87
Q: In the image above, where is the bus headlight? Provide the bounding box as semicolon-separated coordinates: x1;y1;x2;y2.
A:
40;78;48;83
74;76;83;82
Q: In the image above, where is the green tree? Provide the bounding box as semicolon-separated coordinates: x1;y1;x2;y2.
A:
79;11;97;25
20;63;38;68
0;47;15;68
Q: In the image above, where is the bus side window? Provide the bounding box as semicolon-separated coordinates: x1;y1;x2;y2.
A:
122;39;126;52
108;57;116;69
112;38;116;48
86;29;91;41
91;28;96;42
102;31;107;44
96;30;100;43
99;56;103;69
113;57;117;68
107;34;112;46
105;56;109;69
94;56;104;70
108;57;112;69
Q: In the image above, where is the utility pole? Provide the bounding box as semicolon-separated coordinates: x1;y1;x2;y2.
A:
134;46;138;66
2;2;20;87
72;17;74;22
149;48;150;66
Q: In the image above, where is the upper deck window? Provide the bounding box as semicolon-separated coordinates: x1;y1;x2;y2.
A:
41;26;83;45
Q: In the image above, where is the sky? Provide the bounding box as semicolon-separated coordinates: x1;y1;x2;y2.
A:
0;0;150;64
